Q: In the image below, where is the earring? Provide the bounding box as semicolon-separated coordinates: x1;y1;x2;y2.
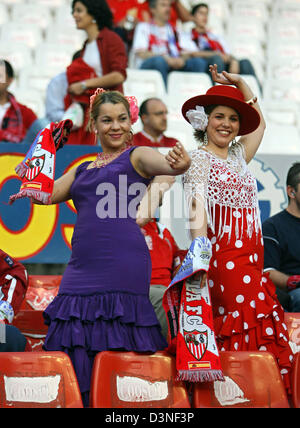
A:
231;137;237;146
202;131;208;146
92;19;96;23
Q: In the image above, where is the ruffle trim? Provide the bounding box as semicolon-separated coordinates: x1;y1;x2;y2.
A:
43;292;168;353
9;189;51;205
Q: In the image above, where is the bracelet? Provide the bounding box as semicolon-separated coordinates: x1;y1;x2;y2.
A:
246;95;257;105
81;81;88;91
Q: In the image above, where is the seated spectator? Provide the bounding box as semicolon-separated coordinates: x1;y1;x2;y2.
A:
262;162;300;312
62;0;127;145
178;3;260;88
45;51;82;124
0;60;43;145
132;0;206;87
0;249;31;352
133;97;179;147
140;218;186;339
107;0;150;52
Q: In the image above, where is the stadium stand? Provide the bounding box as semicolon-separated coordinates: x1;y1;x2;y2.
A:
1;0;300;409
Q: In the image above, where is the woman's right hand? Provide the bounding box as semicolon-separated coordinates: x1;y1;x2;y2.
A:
209;63;242;86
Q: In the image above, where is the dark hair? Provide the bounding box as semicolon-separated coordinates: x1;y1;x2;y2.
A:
71;0;113;30
191;3;209;16
139;97;162;117
0;60;14;79
148;0;159;9
287;162;300;189
193;105;216;143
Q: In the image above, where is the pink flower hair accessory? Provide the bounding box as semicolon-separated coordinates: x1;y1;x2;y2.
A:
90;88;106;111
125;95;139;124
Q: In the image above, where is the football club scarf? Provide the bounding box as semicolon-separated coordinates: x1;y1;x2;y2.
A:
163;236;224;382
191;28;225;53
9;120;73;205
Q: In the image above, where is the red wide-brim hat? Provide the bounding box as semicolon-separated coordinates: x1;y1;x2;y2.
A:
181;84;260;136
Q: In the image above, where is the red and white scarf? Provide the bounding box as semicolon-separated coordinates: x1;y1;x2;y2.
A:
163;236;224;382
9;120;73;205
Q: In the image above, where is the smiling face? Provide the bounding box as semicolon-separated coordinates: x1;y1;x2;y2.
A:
206;105;240;149
72;1;95;31
93;102;131;153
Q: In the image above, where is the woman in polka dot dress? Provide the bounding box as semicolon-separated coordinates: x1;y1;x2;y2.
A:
181;65;293;392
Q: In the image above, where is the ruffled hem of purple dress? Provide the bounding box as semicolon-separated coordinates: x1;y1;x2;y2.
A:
43;292;168;402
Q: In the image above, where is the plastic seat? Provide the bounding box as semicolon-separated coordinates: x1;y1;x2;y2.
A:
0;352;83;408
124;69;166;101
284;313;300;347
291;352;300;408
167;72;211;106
193;351;290;408
90;351;191;408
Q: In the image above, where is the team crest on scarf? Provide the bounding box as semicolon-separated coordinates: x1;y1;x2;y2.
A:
25;155;45;181
184;329;208;360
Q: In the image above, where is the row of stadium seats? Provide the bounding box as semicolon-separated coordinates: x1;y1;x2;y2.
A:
0;275;298;408
1;349;300;408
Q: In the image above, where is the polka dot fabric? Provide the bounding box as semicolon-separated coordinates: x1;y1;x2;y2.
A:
208;204;293;392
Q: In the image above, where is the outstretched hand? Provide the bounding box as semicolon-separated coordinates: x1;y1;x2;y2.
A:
209;63;241;86
165;142;191;172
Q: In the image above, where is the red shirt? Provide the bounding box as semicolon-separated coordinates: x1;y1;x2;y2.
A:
107;0;149;25
133;131;178;148
141;220;186;287
0;93;37;143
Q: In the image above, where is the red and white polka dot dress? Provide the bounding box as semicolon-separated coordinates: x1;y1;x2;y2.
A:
183;144;293;392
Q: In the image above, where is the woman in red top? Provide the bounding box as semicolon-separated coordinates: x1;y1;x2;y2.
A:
64;0;128;145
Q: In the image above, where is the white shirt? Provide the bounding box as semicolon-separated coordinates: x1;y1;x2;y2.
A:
0;102;10;128
132;22;178;68
83;39;102;76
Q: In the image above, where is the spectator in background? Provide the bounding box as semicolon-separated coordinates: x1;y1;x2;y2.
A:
132;0;206;88
263;162;300;312
63;0;127;145
133;97;179;147
0;249;31;352
45;51;82;124
0;60;41;144
108;0;192;53
107;0;150;52
178;3;260;87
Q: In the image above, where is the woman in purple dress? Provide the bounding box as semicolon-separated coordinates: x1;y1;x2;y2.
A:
38;89;191;406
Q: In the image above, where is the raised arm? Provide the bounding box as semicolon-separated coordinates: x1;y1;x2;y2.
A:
32;166;77;205
130;143;191;178
209;64;266;163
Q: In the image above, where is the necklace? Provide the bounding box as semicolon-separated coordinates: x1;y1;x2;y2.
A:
91;143;132;169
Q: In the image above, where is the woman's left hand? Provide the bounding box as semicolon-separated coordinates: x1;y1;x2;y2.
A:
165;142;191;172
68;82;85;96
209;64;241;86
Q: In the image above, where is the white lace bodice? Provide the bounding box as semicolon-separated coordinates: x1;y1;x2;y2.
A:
183;143;261;240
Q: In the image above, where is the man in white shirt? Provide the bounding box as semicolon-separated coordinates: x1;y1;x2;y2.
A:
132;0;206;87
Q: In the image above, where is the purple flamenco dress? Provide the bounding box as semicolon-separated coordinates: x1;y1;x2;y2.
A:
43;147;168;406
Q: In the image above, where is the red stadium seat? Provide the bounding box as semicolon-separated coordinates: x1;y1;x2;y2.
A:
90;351;191;408
12;310;47;351
291;352;300;408
0;352;83;408
193;351;290;408
284;313;300;347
